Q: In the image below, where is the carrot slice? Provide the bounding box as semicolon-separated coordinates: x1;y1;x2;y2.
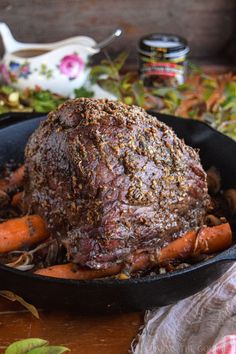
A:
11;191;23;209
131;252;151;271
34;263;121;280
0;165;25;193
158;230;197;264
0;215;48;253
158;223;232;264
0;189;9;207
194;223;232;255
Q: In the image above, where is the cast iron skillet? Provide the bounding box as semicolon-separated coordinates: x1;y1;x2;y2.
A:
0;111;235;313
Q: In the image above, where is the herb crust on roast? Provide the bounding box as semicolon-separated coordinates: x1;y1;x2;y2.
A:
24;98;210;269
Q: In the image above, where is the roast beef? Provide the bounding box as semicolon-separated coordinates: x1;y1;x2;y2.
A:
24;98;210;269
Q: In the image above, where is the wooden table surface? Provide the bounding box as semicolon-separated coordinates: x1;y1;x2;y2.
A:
0;297;143;353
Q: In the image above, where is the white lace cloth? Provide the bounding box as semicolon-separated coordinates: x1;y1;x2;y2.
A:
133;264;236;354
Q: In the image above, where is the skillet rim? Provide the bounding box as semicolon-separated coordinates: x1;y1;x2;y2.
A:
0;242;235;286
0;111;235;286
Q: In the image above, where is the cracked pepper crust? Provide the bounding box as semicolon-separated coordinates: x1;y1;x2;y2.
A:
24;98;210;269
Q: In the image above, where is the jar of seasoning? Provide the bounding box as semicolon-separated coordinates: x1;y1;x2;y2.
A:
138;34;190;87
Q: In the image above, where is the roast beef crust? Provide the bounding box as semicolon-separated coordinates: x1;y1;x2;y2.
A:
24;98;210;268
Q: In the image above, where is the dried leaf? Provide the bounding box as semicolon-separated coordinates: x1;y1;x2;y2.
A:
0;290;39;319
5;338;48;354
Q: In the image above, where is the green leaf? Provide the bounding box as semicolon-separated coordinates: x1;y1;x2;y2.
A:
27;346;69;354
26;90;65;113
123;96;133;105
220;96;236;111
5;338;48;354
203;88;214;102
31;99;58;113
201;75;218;89
224;82;236;97
188;61;203;74
98;79;121;98
0;291;39;319
152;87;182;103
152;87;174;97
188;109;198;118
113;52;128;71
163;98;175;111
74;87;94;98
120;72;136;91
132;80;145;106
177;83;194;91
5;339;69;354
166;90;181;105
0;106;9;113
89;65;115;82
1;85;15;95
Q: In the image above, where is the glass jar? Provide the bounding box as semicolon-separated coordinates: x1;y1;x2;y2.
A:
138;33;190;87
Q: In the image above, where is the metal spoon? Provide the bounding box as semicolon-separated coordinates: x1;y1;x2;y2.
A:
93;28;122;50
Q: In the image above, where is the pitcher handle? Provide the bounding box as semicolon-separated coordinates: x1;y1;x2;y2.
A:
0;22;22;53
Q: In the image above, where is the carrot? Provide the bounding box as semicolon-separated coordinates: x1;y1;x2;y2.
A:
194;223;232;255
34;263;121;280
11;191;23;209
0;215;48;253
131;223;232;267
0;165;25;193
0;189;9;207
157;223;232;264
34;223;232;280
158;230;197;264
34;257;154;280
131;252;151;272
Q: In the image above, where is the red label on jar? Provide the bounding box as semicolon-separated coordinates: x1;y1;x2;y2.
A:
140;59;185;85
142;61;184;77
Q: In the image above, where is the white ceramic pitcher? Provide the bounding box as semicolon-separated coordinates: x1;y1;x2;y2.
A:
0;23;121;96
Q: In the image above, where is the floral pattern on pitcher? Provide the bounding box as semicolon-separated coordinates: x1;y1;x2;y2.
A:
0;53;85;86
0;61;31;83
58;54;85;80
0;63;11;83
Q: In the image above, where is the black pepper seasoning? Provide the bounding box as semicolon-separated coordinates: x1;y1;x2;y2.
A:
138;33;190;87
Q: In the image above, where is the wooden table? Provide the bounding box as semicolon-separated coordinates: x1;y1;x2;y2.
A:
0;297;142;353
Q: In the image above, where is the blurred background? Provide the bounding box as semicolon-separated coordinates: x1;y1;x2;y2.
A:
0;0;235;139
0;0;235;69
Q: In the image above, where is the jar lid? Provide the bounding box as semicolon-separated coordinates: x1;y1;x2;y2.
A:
139;33;190;57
